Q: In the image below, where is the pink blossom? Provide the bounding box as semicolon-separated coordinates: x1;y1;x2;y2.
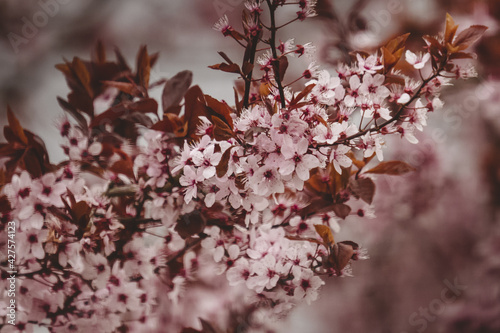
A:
179;166;204;203
330;145;353;174
405;50;431;69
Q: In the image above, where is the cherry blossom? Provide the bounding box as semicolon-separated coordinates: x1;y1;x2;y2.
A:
331;145;353;174
405;50;431;70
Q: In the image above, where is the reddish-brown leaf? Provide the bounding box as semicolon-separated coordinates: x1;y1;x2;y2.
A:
6;107;28;145
228;29;244;41
329;240;359;275
305;168;330;195
365;160;416;175
162;70;193;113
349;177;375;204
136;45;151;89
0;169;7;191
89;99;157;128
217;51;234;64
205;94;234;128
21;148;43;178
181;329;201;333
444;13;459;44
184;85;207;139
314;224;335;246
72;57;92;98
291;84;315;106
453;25;488;51
449;52;475;60
233;87;242;116
199;319;219;333
72;200;91;228
164;105;183;115
151;114;184;133
114;47;130;71
175;211;206;239
0;195;12;214
102;81;141;96
208;63;241;74
277;55;288;82
314;0;337;20
332;164;351;195
382;47;399;71
129;98;158;114
57;97;88;130
67;90;94;117
55;63;71;77
89;104;127;128
383;74;406;86
349;153;366;170
149;52;159;68
423;35;442;50
216;147;232;178
110;160;135;179
93;40;106;64
385;33;410;53
332;203;351;219
242;61;254;76
211;116;234;141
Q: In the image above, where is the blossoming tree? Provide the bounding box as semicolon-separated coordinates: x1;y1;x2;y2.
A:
0;1;487;332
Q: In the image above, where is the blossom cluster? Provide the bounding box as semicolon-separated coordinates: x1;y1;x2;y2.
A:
0;2;486;332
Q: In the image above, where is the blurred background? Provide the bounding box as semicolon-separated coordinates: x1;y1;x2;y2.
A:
1;0;500;332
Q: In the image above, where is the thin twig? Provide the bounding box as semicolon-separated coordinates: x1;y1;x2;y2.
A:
266;0;287;109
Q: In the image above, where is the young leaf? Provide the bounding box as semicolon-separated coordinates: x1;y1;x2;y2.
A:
314;224;334;246
382;47;400;72
444;13;459;44
385;33;410;53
